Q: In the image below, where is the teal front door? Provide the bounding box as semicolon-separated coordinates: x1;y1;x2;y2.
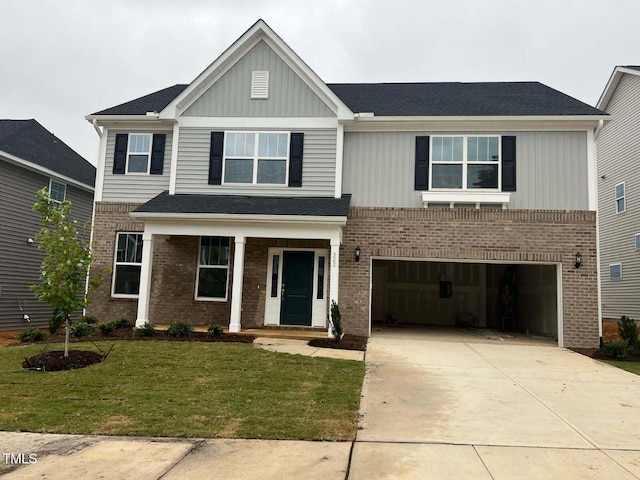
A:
280;251;314;326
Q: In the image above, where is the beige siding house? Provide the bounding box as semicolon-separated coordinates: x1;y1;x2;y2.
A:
85;20;607;348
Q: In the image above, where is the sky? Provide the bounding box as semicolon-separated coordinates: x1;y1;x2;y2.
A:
1;0;639;166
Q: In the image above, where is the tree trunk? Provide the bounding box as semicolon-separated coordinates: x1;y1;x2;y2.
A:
64;315;70;358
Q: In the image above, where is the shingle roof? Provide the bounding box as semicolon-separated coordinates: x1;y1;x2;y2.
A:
0;120;95;187
134;191;351;217
92;84;188;116
92;81;605;117
327;82;605;116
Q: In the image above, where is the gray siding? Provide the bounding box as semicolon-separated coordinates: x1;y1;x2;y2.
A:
597;73;640;320
183;40;335;118
342;131;588;209
0;160;94;331
102;130;172;202
175;127;337;196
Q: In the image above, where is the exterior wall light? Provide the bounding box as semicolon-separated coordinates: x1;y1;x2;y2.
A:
355;246;361;262
575;252;582;269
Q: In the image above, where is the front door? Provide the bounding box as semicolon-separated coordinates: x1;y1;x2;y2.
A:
280;251;314;326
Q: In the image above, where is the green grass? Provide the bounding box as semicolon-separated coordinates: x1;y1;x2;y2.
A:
602;360;640;376
0;341;364;440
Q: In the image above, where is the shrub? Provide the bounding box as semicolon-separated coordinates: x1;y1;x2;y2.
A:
49;311;64;334
81;315;98;325
98;321;115;335
19;327;45;343
133;323;156;337
329;300;343;340
114;318;130;329
208;324;224;336
603;340;629;360
69;321;94;338
618;316;638;349
165;321;195;337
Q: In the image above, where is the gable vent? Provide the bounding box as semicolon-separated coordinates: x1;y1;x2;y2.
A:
251;70;269;99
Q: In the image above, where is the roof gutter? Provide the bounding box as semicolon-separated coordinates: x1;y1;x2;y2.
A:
349;114;610;122
129;211;348;225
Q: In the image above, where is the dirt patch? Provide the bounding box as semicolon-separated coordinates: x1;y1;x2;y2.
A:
603;322;620;341
22;350;105;371
308;334;368;351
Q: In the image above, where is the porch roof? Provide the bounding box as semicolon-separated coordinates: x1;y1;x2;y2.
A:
133;191;351;217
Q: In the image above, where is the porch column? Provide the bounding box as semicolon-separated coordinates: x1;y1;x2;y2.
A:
135;232;154;327
229;235;246;333
328;240;340;337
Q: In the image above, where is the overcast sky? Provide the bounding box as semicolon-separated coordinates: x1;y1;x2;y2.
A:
1;0;639;166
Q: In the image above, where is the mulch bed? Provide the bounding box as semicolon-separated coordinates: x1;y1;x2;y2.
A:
308;334;368;351
22;350;105;372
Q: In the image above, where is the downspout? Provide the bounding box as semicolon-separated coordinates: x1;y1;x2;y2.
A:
593;119;604;349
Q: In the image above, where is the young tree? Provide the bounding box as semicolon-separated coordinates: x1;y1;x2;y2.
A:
31;187;98;357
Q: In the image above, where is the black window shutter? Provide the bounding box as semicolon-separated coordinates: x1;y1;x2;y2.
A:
113;134;128;174
501;136;516;192
288;133;304;187
208;132;224;185
415;136;430;190
150;134;166;175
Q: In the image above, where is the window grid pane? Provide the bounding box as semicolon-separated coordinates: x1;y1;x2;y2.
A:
431;136;500;190
49;180;66;202
609;264;622;279
114;233;143;295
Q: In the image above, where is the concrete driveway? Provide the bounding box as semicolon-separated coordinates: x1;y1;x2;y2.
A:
351;328;640;479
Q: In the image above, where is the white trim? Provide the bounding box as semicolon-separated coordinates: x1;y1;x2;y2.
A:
169;123;179;194
368;256;565;347
85;114;165;123
609;262;622;280
615;181;626;214
94;127;108;201
0;150;94;192
194;236;230;302
421;191;511;209
586;128;596;211
222;131;290;186
125;133;152;174
329;241;340;338
335;123;344;198
130;211;347;226
111;232;144;299
229;236;246;332
135;232;155;327
597;66;640;111
48;178;67;203
177;117;338;129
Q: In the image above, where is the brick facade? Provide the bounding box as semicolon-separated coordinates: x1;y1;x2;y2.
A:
339;207;599;348
89;203;599;348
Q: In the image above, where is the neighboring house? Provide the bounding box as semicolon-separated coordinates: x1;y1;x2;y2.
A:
85;20;607;348
596;66;640;322
0;119;95;331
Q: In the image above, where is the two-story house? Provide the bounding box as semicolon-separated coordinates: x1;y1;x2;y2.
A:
0;119;95;331
596;66;640;324
86;20;606;348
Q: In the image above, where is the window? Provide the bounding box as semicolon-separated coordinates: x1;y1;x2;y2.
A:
616;182;625;213
431;136;500;190
112;233;143;296
251;71;269;99
48;179;66;203
223;132;289;185
317;256;325;300
197;237;230;300
636;234;640;250
127;134;152;173
609;263;622;280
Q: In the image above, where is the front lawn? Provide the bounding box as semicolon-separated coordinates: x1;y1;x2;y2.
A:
0;341;364;440
602;360;640;376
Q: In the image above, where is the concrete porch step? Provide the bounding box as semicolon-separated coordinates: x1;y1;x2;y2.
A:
153;325;328;341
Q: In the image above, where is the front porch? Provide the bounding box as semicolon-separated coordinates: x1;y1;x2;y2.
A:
154;324;329;341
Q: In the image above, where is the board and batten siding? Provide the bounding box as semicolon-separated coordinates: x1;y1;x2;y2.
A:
175;127;337;196
597;73;640;320
342;131;589;210
183;40;335;118
102;130;172;202
0;160;94;330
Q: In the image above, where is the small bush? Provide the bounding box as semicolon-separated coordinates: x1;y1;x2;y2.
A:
81;315;98;325
19;328;45;343
618;315;638;349
603;340;629;360
165;321;194;337
208;324;224;336
69;321;94;338
329;300;343;340
49;311;64;334
133;323;156;337
114;318;130;329
98;321;115;335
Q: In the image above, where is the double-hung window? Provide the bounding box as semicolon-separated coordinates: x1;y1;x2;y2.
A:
197;237;230;300
112;233;143;296
48;179;66;203
431;136;500;190
616;182;625;213
609;263;622;280
223;132;289;185
127;134;152;173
